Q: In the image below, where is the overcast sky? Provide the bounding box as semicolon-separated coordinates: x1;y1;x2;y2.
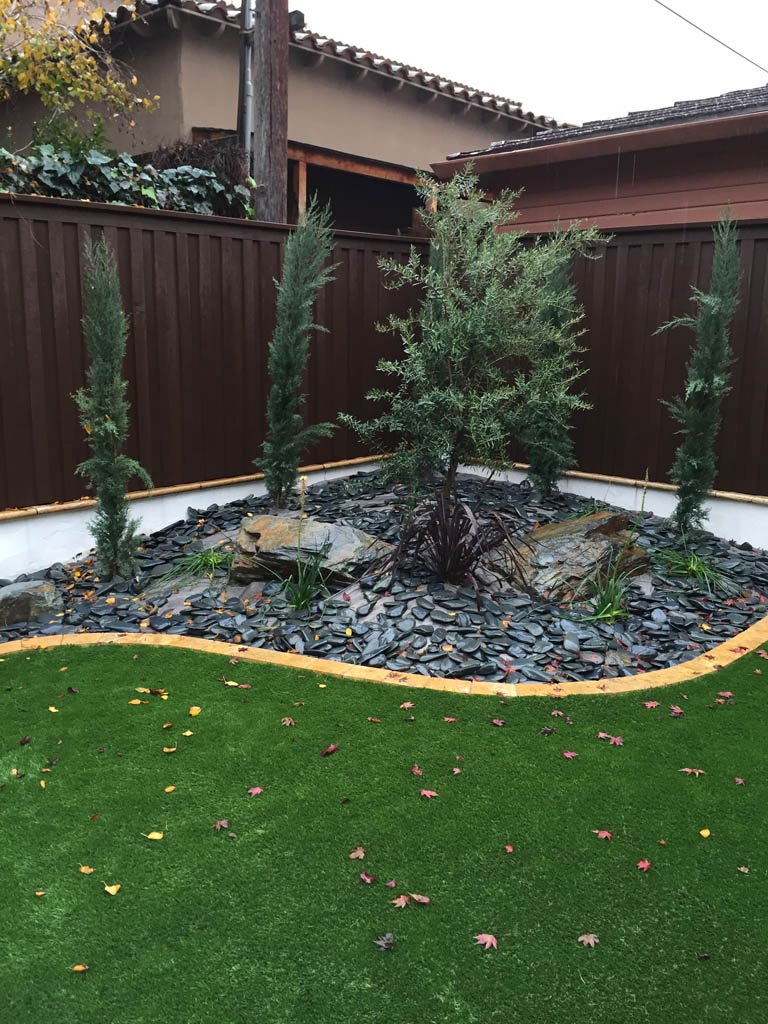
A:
297;0;768;126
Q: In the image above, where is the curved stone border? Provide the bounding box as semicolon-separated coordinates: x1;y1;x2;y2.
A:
2;613;767;697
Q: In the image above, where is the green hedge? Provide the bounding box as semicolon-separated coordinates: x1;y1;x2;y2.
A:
0;145;253;218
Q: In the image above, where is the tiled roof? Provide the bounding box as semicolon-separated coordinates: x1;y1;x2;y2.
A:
448;83;768;159
107;1;565;129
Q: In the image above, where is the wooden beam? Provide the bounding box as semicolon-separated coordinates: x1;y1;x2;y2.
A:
296;159;307;217
287;143;417;186
252;0;288;223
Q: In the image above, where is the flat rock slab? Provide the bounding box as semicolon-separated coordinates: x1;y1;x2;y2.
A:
0;580;63;627
231;515;393;585
491;511;648;602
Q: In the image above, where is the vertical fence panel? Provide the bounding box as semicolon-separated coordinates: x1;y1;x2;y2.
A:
2;196;768;509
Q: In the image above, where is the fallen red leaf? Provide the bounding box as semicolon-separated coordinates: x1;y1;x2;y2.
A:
247;786;264;796
592;829;613;840
443;716;457;724
474;933;497;950
391;894;410;909
213;819;230;831
679;767;705;777
669;705;685;718
636;858;651;872
734;777;746;785
281;717;295;727
609;735;624;746
491;718;505;727
562;751;578;759
349;846;365;860
385;879;397;888
503;844;515;853
578;933;599;948
410;764;424;776
642;701;660;709
360;871;376;885
320;743;340;757
400;701;415;710
451;767;462;775
19;736;31;746
420;789;438;799
409;893;431;905
367;716;382;724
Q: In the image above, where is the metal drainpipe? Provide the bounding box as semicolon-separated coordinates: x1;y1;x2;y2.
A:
239;0;255;174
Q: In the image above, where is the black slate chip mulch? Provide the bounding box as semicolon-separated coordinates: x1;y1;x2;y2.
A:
3;471;767;686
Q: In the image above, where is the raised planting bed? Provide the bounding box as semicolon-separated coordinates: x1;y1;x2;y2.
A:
1;471;766;686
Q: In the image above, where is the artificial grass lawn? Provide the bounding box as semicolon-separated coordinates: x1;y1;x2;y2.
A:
1;645;767;1024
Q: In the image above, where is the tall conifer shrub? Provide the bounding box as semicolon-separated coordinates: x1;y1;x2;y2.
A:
658;214;740;534
341;170;601;498
73;238;152;576
520;260;591;494
257;199;336;506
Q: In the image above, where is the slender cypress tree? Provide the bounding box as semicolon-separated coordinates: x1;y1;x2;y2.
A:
658;214;740;535
73;238;152;576
521;259;591;494
257;198;336;506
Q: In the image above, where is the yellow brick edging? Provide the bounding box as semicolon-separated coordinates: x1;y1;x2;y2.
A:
2;612;767;697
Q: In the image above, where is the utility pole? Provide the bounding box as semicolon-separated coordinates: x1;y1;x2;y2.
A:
249;0;289;224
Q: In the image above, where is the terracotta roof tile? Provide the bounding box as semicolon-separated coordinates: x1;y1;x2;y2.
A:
107;1;565;129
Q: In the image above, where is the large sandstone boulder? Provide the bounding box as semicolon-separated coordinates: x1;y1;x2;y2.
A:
0;580;64;627
488;511;648;602
230;515;393;585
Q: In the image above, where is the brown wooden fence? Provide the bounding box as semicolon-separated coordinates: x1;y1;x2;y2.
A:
1;195;768;511
0;195;420;509
571;223;768;496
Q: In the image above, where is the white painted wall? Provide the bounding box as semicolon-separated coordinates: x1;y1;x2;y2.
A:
2;461;767;581
481;467;768;549
0;463;376;581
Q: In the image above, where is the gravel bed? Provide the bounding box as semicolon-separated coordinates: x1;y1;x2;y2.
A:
3;471;767;685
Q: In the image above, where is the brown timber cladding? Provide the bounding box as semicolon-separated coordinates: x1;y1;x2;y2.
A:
1;194;767;510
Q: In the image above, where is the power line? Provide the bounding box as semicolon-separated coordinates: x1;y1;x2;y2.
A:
651;0;768;75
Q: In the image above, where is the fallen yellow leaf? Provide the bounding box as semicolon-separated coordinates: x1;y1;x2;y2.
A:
318;684;327;689
128;699;146;705
48;706;59;713
39;779;46;789
164;785;176;793
223;680;239;687
162;747;176;754
79;865;95;875
143;831;164;841
103;883;121;896
699;828;711;838
59;667;68;673
188;706;202;717
105;596;116;606
345;628;352;637
71;964;89;973
182;730;193;737
34;890;46;897
135;687;150;694
161;694;169;701
162;722;173;729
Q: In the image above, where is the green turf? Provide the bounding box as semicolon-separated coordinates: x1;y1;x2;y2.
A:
1;644;767;1024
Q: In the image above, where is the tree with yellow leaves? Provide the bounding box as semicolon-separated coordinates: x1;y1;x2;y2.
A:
0;0;150;118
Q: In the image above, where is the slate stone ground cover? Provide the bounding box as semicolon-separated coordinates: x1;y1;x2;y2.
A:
3;471;767;686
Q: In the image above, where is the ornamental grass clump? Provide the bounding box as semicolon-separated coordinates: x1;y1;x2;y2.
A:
340;169;602;499
657;213;741;535
257;199;336;507
73;238;152;577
